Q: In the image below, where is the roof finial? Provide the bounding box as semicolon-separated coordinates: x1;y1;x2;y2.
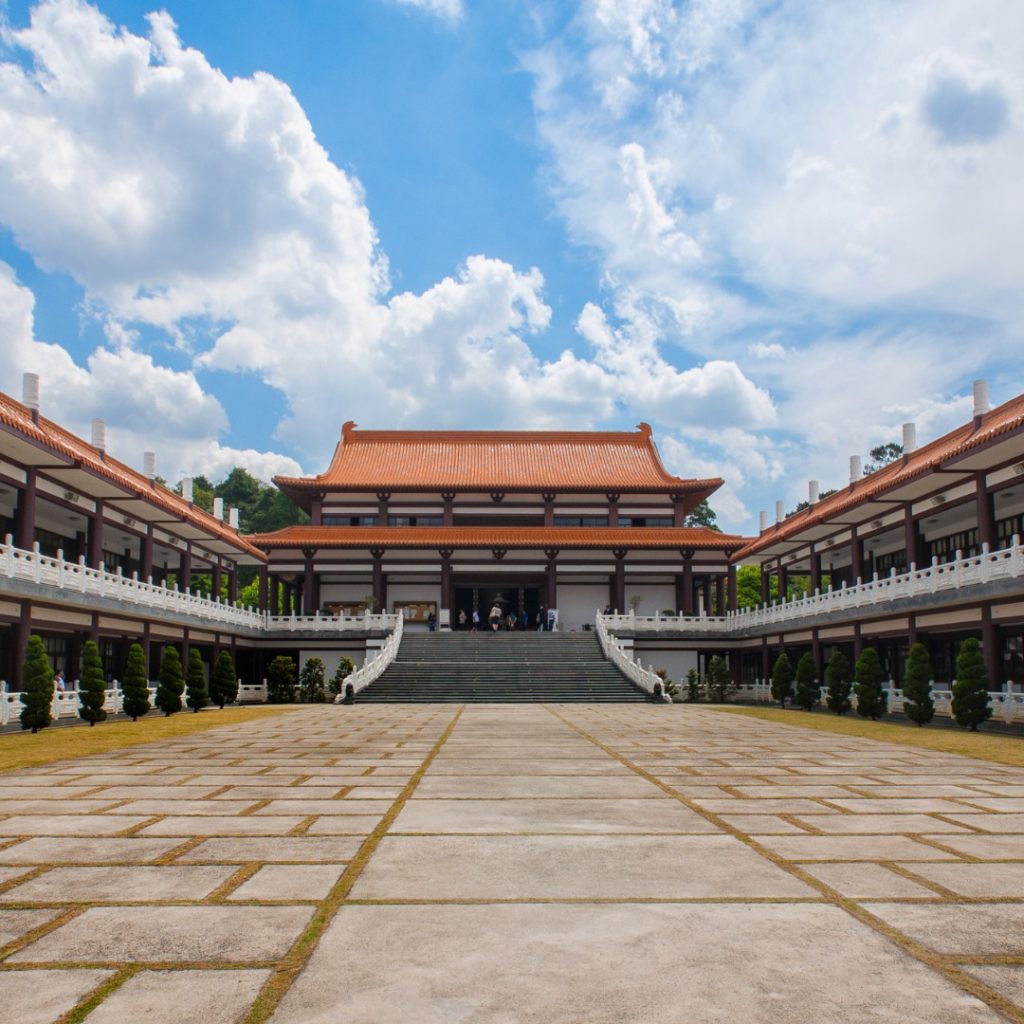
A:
341;420;357;442
635;422;652;439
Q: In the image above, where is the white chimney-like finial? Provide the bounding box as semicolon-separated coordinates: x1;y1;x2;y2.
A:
809;480;819;504
181;477;194;504
775;499;785;524
849;455;862;484
902;422;917;455
213;496;224;520
22;372;39;412
973;379;990;418
759;510;768;533
91;419;106;454
143;452;156;481
229;507;239;529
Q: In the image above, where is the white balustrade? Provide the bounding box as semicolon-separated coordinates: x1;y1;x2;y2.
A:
599;540;1024;636
335;614;404;701
595;615;671;701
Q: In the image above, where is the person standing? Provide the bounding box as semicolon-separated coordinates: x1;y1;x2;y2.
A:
458;609;467;630
53;667;66;692
471;609;480;632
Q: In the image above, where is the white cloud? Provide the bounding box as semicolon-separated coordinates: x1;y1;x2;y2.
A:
384;0;463;21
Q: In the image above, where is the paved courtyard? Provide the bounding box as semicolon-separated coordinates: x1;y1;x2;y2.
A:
1;705;1023;1023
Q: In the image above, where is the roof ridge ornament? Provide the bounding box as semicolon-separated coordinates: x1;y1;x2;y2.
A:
341;420;358;442
636;422;652;439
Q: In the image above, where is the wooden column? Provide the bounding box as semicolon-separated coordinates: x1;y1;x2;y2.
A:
142;621;152;679
141;526;154;581
702;575;714;615
258;566;268;613
612;549;626;614
14;468;36;550
12;600;31;689
302;548;316;615
376;492;391;527
727;562;738;612
439;549;453;613
680;550;694;615
212;560;223;601
672;493;686;527
981;604;1001;688
760;564;770;605
904;508;921;570
228;568;238;605
760;637;770;682
180;544;192;592
850;527;863;584
371;548;385;612
715;575;725;616
809;545;821;593
853;621;863;658
545;549;559;612
811;629;822;683
542;493;555;528
607;493;620;528
442;493;455;527
777;563;789;602
976;475;996;551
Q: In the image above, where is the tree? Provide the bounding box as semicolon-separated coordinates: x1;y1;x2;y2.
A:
122;642;151;721
952;637;992;731
705;655;734;703
854;647;888;719
793;651;819;711
770;652;792;707
684;500;721;531
78;639;107;726
298;657;327;703
155;645;185;716
19;634;54;733
329;657;355;698
267;656;297;704
864;442;903;475
736;565;775;609
685;668;702;703
825;649;852;715
902;642;935;726
211;650;238;708
185;648;209;713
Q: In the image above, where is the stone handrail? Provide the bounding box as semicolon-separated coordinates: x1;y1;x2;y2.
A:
600;539;1024;635
335;613;404;702
595;614;670;701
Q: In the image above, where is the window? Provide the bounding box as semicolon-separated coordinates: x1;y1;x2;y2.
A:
554;515;609;527
619;516;674;528
321;515;378;526
388;515;444;527
873;549;907;577
927;527;978;564
996;513;1024;549
35;527;77;559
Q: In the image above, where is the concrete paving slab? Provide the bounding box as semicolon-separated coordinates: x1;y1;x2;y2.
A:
137;816;307;836
789;814;972;834
10;905;314;963
179;836;365;862
799;863;936;898
0;836;183;865
101;799;260;816
0;907;61;945
894;862;1024;897
390;797;719;834
867;903;1024;955
303;816;384;834
268;903;1000;1024
84;968;270;1024
413;775;659;799
718;815;811;834
86;786;222;800
690;798;838;815
0;969;113;1024
922;834;1024;859
352;834;813;900
227;864;344;901
0;865;237;903
213;786;345;800
754;835;959;861
0;815;151;836
0;799;124;815
962;966;1024;1009
824;798;986;814
941;813;1024;832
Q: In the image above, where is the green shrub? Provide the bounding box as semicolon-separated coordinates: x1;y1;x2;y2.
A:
685;668;701;703
328;657;355;697
902;643;934;726
155;646;185;716
793;651;818;711
298;657;327;703
185;648;209;713
19;634;53;733
825;649;851;716
854;646;888;720
211;650;238;708
705;655;734;703
770;652;792;707
267;656;297;704
78;640;107;726
952;637;992;731
121;643;151;721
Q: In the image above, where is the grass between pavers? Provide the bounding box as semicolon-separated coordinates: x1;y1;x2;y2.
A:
0;706;301;773
709;706;1024;767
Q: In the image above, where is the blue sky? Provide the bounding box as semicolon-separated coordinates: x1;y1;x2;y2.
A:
0;0;1020;533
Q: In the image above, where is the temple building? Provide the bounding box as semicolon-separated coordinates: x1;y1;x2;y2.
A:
251;421;746;631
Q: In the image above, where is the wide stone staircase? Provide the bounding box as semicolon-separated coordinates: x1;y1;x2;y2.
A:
355;630;653;702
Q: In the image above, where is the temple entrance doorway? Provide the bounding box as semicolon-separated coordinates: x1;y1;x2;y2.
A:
452;582;542;629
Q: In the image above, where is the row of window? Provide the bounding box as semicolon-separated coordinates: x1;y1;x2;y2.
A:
320;513;676;528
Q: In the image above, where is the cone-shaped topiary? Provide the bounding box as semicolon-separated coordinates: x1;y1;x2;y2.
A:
854;646;888;719
705;655;734;703
328;657;355;698
155;645;185;716
20;634;54;733
78;639;107;726
211;650;238;709
298;657;327;703
267;656;296;703
793;651;818;711
121;642;151;722
185;648;209;713
825;648;852;715
952;637;992;731
770;652;792;707
902;642;935;726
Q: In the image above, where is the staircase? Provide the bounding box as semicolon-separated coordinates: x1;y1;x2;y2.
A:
355;630;653;702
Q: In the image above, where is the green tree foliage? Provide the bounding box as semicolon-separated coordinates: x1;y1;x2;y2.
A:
211;650;239;708
770;652;792;707
951;637;992;731
854;647;888;720
121;642;151;721
790;488;839;515
329;657;355;698
686;668;701;703
736;564;773;609
825;649;852;715
78;639;107;726
705;655;734;703
19;634;54;733
155;646;185;716
185;648;209;713
863;442;904;475
902;642;935;726
267;656;297;704
793;651;819;711
683;500;720;530
298;657;327;703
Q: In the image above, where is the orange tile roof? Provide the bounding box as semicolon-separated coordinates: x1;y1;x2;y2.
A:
274;421;722;496
247;525;747;551
734;391;1024;561
0;389;266;562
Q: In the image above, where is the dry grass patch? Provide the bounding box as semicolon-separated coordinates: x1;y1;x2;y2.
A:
710;706;1024;767
0;706;301;773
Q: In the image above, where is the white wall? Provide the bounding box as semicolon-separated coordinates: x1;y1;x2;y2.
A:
300;646;367;680
320;582;372;603
556;583;608;631
632;646;698;686
624;583;676;616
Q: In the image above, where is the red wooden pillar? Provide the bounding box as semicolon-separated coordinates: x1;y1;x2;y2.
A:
439;549;453;613
728;563;738;612
302;548;316;615
612;549;626;613
976;475;996;551
14;469;37;550
371;548;385;612
545;549;559;613
981;604;1001;688
680;550;694;615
